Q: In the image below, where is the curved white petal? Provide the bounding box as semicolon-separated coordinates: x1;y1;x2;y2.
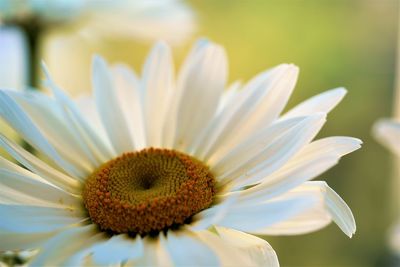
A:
282;87;347;119
92;56;135;154
228;64;298;145
249;181;356;237
0;156;79;200
161;230;220;266
190;192;239;231
0;90;83;178
194;230;269;266
373;119;400;156
216;193;315;234
132;235;173;267
111;64;146;149
215;227;279;267
211;113;326;188
29;225;106;267
0;230;55;251
6;90;95;175
91;234;143;265
167;40;227;151
0;135;81;194
0;205;87;233
42;64;115;163
198;64;298;161
142;42;174;148
216;81;242;114
239;137;362;201
0;165;81;208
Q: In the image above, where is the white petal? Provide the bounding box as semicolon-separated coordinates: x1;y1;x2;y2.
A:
215;227;279;267
282;87;347;119
163;228;278;266
41;64;115;163
239;137;362;201
189;192;239;231
216;81;242;114
111;64;146;149
194;230;264;266
0;153;80;209
7;89;95;175
92;56;135;154
198;64;298;160
228;64;298;145
0;230;55;251
161;230;220;266
142;42;174;148
160;229;267;266
0;165;81;208
188;81;242;156
91;235;143;265
0;135;81;194
211;113;326;188
258;204;331;236
167;40;227;151
0;90;82;178
215;193;316;233
252;181;356;237
373;119;400;156
132;235;173;267
30;225;106;267
0;204;87;233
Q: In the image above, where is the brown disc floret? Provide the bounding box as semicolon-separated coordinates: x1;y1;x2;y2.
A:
83;148;216;235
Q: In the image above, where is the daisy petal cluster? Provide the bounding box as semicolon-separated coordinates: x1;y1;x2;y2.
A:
0;40;361;266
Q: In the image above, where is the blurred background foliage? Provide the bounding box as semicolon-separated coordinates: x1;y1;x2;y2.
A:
4;0;399;266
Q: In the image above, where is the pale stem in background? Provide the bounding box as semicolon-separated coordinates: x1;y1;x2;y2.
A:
392;4;400;219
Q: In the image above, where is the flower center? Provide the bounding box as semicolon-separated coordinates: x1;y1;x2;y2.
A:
83;148;216;235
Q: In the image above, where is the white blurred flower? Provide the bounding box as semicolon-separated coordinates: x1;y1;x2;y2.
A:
373;119;400;157
81;0;196;44
0;0;85;24
373;119;400;254
0;0;196;44
0;40;361;266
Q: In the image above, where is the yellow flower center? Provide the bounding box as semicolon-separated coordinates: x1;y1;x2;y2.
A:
83;148;216;235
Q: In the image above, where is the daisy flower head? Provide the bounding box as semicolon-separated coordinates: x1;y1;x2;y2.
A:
0;40;361;266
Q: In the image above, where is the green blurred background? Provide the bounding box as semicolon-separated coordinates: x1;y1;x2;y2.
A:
18;0;400;266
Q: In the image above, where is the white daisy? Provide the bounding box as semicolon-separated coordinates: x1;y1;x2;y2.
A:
0;40;361;266
373;119;400;157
